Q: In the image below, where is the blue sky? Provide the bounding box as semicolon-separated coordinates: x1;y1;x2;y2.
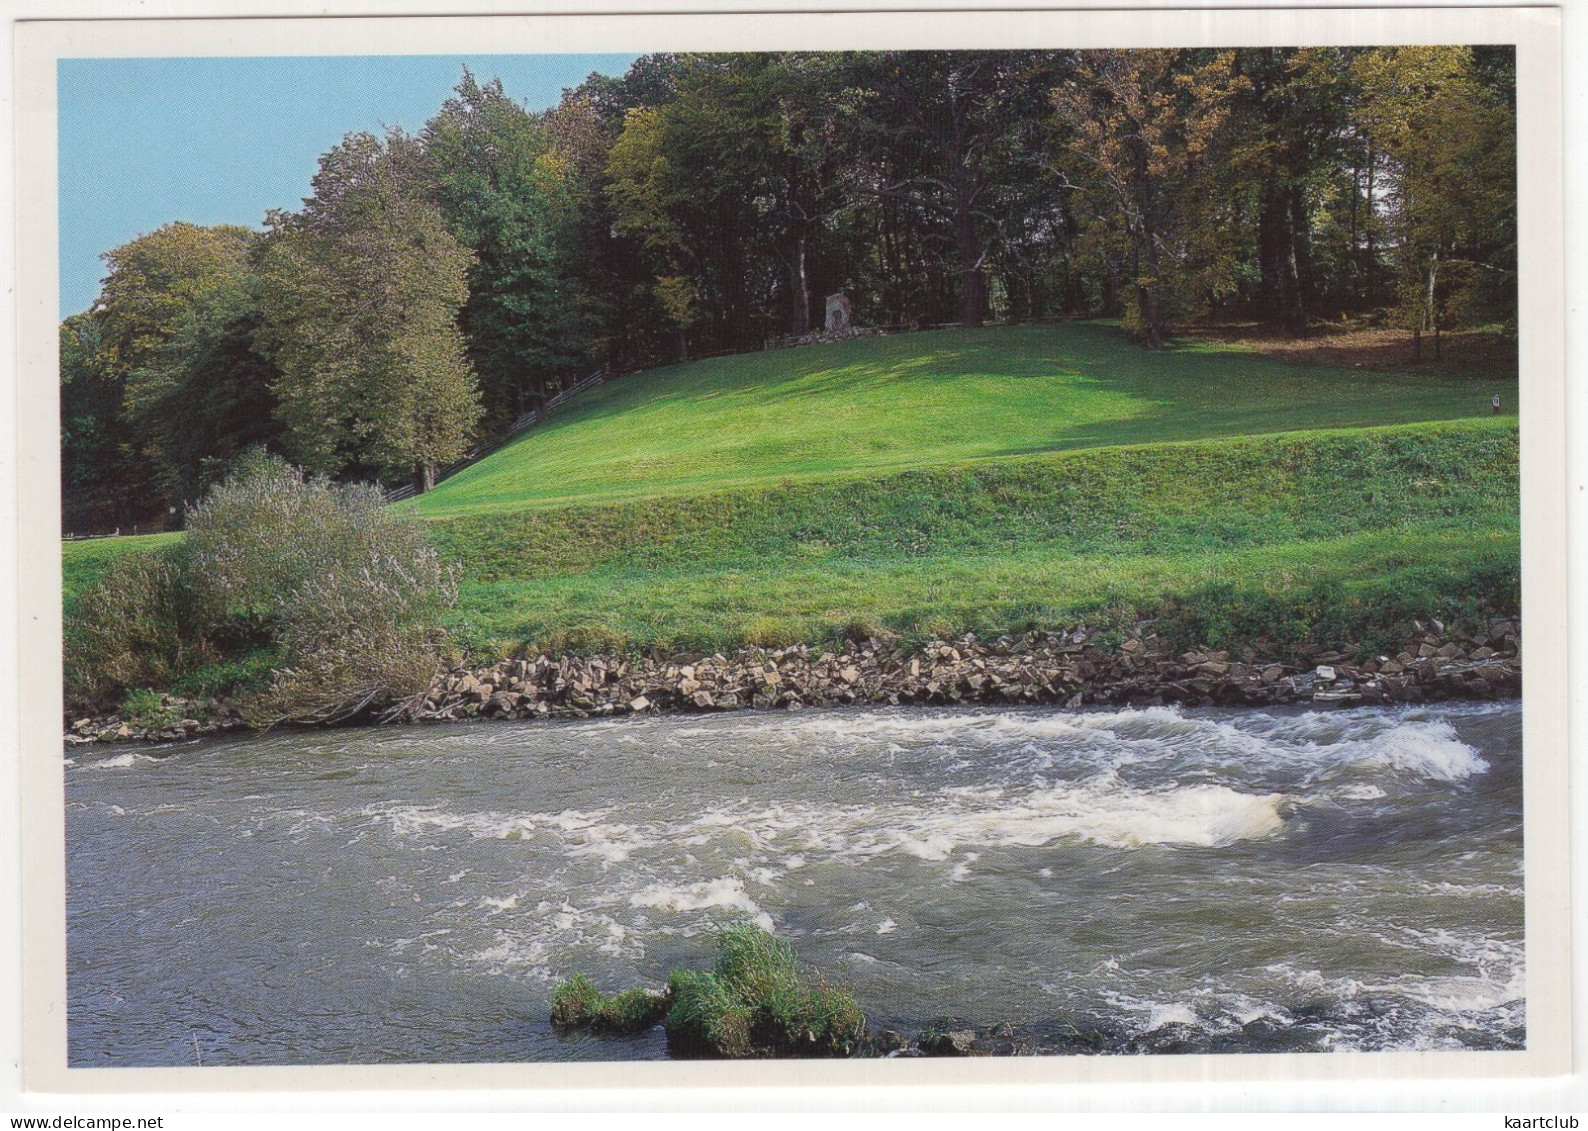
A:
57;54;639;317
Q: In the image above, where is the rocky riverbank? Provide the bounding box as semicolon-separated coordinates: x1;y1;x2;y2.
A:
64;617;1521;745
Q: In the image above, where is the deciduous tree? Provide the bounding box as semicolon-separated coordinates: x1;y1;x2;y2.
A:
64;222;255;527
255;130;482;491
1353;46;1517;356
124;279;281;507
1052;49;1246;347
422;70;587;423
851;51;1055;328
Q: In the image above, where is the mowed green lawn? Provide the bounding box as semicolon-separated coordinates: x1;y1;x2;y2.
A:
434;420;1519;657
63;324;1520;670
62;531;180;614
413;322;1514;517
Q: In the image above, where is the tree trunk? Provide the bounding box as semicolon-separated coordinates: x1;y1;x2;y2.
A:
721;243;755;352
1428;252;1441;360
1348;158;1360;269
788;222;811;336
1099;261;1117;318
1288;184;1313;330
1364;142;1377;290
413;465;434;495
1258;183;1304;334
955;210;985;328
1138;229;1166;349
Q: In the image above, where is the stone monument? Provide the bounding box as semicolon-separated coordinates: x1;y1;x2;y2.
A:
824;293;853;334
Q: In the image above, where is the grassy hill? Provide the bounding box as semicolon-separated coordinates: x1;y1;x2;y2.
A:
64;323;1520;680
411;323;1513;516
433;419;1518;658
62;531;180;616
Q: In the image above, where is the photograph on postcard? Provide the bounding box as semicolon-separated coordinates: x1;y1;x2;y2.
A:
22;10;1565;1081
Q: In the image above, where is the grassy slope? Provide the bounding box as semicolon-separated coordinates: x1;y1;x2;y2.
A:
61;531;180;616
411;323;1514;516
434;420;1518;657
64;324;1519;666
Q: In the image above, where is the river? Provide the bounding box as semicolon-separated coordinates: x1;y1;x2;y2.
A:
65;701;1524;1066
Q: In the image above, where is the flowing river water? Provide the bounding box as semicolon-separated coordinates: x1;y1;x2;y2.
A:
65;701;1524;1066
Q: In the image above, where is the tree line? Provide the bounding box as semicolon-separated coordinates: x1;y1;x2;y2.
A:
61;46;1516;532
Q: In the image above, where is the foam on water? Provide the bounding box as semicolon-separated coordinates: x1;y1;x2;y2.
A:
1271;919;1525;1012
680;703;1495;798
1348;722;1490;781
923;782;1287;849
82;752;154;770
1222;710;1493;784
360;773;1290;877
628;876;775;931
64;700;1521;1062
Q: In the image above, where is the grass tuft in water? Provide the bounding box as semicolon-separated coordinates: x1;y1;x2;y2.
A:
666;923;866;1058
550;923;866;1058
548;973;671;1035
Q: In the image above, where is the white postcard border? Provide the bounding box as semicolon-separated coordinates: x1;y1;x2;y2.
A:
9;4;1572;1105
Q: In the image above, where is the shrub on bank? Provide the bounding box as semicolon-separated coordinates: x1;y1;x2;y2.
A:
64;454;456;723
64;549;200;703
119;687;182;731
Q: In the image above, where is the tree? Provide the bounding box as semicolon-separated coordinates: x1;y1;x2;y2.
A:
545;58;691;371
850;51;1055;328
1353;46;1517;356
94;221;254;377
60;313;118;531
422;69;587;424
255;130;482;490
124;279;281;507
1229;48;1354;332
605;57;783;355
62;222;255;529
1052;50;1246;347
754;53;860;336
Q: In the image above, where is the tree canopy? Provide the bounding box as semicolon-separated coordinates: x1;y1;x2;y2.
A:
254;129;481;488
62;49;1517;533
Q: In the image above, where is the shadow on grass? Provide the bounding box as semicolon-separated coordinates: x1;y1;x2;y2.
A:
421;322;1517;513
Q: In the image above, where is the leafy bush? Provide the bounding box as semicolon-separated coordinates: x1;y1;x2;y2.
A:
169;651;279;700
188;455;456;725
120;687;181;730
184;452;440;621
64;453;456;721
64;549;200;706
